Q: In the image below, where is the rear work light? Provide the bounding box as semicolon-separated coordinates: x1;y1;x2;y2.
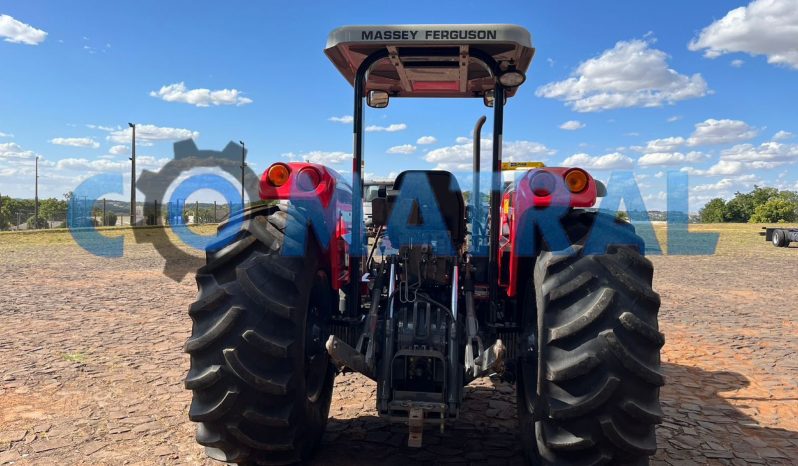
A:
564;169;589;193
266;163;291;187
529;171;557;197
296;167;322;191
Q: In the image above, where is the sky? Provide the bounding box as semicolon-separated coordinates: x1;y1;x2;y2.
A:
1;0;797;212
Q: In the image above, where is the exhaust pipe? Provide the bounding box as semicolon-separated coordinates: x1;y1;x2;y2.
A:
472;115;487;248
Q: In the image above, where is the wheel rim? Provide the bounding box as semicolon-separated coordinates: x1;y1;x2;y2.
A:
773;233;781;246
305;273;330;403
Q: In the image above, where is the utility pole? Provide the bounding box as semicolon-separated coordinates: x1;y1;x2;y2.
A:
213;201;217;223
129;123;136;226
34;156;39;228
195;200;199;224
239;141;246;211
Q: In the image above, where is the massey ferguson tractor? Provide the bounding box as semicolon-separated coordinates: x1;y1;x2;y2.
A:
184;25;663;465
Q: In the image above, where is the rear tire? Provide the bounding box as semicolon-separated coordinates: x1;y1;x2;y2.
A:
772;229;788;247
517;211;664;465
185;205;336;465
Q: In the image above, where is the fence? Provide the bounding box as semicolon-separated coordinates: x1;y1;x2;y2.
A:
0;198;239;231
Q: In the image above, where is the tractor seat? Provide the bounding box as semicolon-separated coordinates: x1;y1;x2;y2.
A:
387;170;466;248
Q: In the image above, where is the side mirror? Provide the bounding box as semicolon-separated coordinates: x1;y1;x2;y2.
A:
595;180;607;197
367;90;390;109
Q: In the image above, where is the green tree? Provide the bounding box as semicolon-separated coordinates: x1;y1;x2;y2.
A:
776;190;798;203
750;186;779;206
749;198;798;223
104;211;118;226
2;198;34;227
26;215;49;229
39;198;68;223
699;198;727;223
723;195;752;222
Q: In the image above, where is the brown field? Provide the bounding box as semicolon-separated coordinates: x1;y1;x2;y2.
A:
0;223;796;465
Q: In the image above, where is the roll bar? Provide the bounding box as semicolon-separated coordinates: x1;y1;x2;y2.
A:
348;49;507;315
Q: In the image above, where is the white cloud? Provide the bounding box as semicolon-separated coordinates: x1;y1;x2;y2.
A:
504;141;557;161
773;130;793;140
0;142;36;159
365;123;407;133
109;145;129;155
731;59;745;68
455;136;471;144
0;131;13;138
387;144;416;154
149;82;253;107
561;152;635;170
689;0;798;69
56;158;126;172
638;151;709;166
635;120;757;153
690;175;761;203
50;137;100;149
86;124;118;132
55;156;168;172
107;124;199;144
667;115;683;123
329;115;354;124
640;136;686;153
0;14;47;45
692;178;738;193
559;120;586;131
687;118;758;146
536;38;709;112
720;141;798;163
426;139;555;171
283;150;351;165
416;135;437;145
681;160;745;176
643;191;668;202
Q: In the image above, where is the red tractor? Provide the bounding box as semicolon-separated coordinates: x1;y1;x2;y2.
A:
185;25;663;465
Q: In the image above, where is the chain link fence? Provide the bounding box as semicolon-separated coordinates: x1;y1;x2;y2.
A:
0;196;236;231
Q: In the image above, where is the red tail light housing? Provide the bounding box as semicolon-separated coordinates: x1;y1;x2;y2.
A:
296;167;322;191
266;163;291;187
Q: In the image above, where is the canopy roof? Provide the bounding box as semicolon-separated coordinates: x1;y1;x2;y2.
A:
324;24;535;98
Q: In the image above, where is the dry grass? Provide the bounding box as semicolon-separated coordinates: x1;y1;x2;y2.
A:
0;225;218;251
0;223;795;257
647;222;798;256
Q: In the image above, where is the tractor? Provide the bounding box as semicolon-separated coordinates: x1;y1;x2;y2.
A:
184;24;663;465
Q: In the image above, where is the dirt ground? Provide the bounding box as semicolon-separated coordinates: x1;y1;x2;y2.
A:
0;225;796;465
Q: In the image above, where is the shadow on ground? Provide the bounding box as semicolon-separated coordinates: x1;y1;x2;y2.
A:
309;363;798;465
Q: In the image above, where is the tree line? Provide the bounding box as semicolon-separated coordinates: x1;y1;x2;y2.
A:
0;195;70;230
699;186;798;223
0;192;235;230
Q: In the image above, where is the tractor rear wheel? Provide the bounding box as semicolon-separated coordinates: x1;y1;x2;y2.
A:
517;211;664;465
185;205;336;465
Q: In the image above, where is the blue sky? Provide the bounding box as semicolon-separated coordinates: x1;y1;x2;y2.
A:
1;0;796;212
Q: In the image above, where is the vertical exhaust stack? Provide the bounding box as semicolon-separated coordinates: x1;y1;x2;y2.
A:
472;115;487;250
